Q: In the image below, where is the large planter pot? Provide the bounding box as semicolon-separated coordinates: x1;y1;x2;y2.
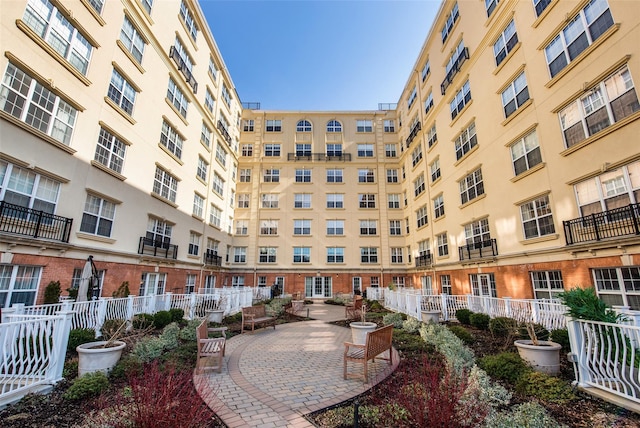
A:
350;321;378;345
421;310;440;323
206;309;225;323
77;340;126;377
514;339;562;375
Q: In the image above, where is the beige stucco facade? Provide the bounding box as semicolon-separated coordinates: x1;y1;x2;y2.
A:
1;0;639;305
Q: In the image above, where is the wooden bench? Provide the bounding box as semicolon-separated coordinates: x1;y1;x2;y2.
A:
241;305;276;334
196;319;227;373
345;296;363;320
344;324;393;381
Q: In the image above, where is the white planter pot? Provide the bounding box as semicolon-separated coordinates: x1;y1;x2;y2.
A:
77;340;126;376
421;310;440;323
514;339;562;375
350;322;378;345
206;309;225;323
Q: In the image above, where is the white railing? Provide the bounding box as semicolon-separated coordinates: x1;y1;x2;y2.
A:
366;287;385;301
0;310;73;407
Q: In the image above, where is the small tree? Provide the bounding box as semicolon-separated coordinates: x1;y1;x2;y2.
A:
112;281;131;298
44;280;61;304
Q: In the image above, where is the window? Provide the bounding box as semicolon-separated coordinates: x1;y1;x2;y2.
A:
1;64;79;146
153;166;178;202
171;36;194;75
204;88;215;113
326;169;343;183
327;220;344;235
460;168;484;204
450;80;471;120
120;16;145;64
108;69;139;117
531;271;564;299
146;217;172;246
326;144;342;157
193;193;204;217
405;218;410;234
533;0;552;17
87;0;104;15
440;275;452;294
545;0;613;78
443;41;468;94
390;248;403;264
559;66;639;148
23;0;93;74
215;143;227;167
167;78;188;118
261;194;279;209
388;194;400;209
471;274;497;297
454;122;477;160
411;145;423;167
185;274;196;294
358;194;376;208
193;157;208;182
263;169;280;183
424;92;434;115
389;220;401;236
233;219;248;235
209;204;221;227
485;0;499;17
297;120;312;132
264;144;281;157
239;168;251;183
259;247;277;263
265;119;282;132
293;247;310;263
421;60;431;81
574;160;640;216
510;130;542;176
327;193;344;209
358;169;375;183
237;193;250;208
593;267;640;309
294;219;311;235
243;119;254;132
431;233;447;257
188;232;200;256
242;144;253;156
295;144;311;157
295;168;312;183
212;172;224;196
294;193;311;208
231;276;245;287
434;194;445;219
360;247;378;263
221;84;232;107
416;205;428;228
414;174;425;197
326;120;342;132
260;219;278;235
430;158;441;182
465;218;491;246
208;57;218;81
494;20;518;66
94;127;127;173
384;120;395;132
179;0;198;41
327;247;344;263
426;124;438;148
233;247;246;263
441;2;459;43
502;72;530;118
407;86;417;109
140;0;153;14
200;122;211;147
360;220;377;235
356;120;373;132
357;144;374;157
160;120;183;159
386;169;398;183
79;193;115;237
404;191;408;206
229;189;235;207
385;144;397;158
0;265;42;307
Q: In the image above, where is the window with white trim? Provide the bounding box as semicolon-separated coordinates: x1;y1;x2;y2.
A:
294;193;311;208
360;247;378;263
326;169;343;183
436;233;449;256
388;194;400;209
95;127;127;173
459;168;484;204
450;80;471;120
421;60;431;81
424;92;434;115
531;271;564;299
185;274;196;294
294;219;311;235
510;130;542;176
231;276;245;286
574;160;640;216
413;174;425;197
193;193;204;217
200;122;211;147
430;158;441;182
326;144;342;157
385;144;397;158
204;88;215;113
295;143;311;157
233;247;246;263
327;193;344;209
209;204;221;227
390;247;403;264
454;122;477;160
440;275;452;294
160;120;183;159
260;219;278;235
471;273;497;297
215;143;227;167
264;144;280;156
0;265;42;307
327;220;344;235
433;194;445;219
87;0;104;15
485;0;499;17
263;168;280;183
593;267;640;309
389;220;401;236
359;220;377;235
140;0;153;15
261;194;279;208
208;56;218;81
502;72;530;118
259;247;277;263
326;120;342;132
386;169;398;183
293;247;310;263
239;168;251;183
356;120;372;132
533;0;551;17
153;166;178;202
426;123;437;148
295;168;312;183
411;145;423;167
384;120;395;132
494;20;518;66
196;157;208;181
296;119;312;132
416;205;428;228
327;247;344;263
407;86;417;109
358;168;375;183
242;119;254;132
80;193;115;237
242;144;253;156
265;119;281;132
358;194;376;208
146;217;172;245
357;144;374;157
237;193;249;208
464;218;491;246
179;0;198;41
188;232;200;256
441;2;459;43
172;36;193;73
120;16;145;64
235;219;248;235
221;83;232;107
521;195;555;239
212;172;224;196
167;78;188;118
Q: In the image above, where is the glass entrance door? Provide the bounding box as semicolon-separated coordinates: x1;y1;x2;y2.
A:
305;276;332;298
352;277;362;295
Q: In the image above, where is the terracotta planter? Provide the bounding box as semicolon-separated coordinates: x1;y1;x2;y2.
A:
77;340;126;376
421;310;440;323
349;321;378;345
514;339;562;375
206;309;224;323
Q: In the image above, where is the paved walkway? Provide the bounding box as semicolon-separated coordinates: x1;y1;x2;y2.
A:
194;302;399;427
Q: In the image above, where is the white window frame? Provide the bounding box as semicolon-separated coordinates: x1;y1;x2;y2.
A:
153;166;178;202
80;193;116;237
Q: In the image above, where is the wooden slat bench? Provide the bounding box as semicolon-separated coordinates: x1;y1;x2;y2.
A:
343;324;393;381
196;319;227;373
241;305;276;333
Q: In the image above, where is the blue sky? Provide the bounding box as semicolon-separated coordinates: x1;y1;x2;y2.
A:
200;1;439;111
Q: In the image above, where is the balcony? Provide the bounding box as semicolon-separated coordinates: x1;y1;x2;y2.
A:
378;103;397;110
563;204;640;245
169;46;198;93
405;121;421;148
0;201;72;243
242;102;261;110
217;120;232;145
415;252;432;268
441;47;469;95
458;239;498;261
138;237;178;259
204;249;222;267
286;153;352;162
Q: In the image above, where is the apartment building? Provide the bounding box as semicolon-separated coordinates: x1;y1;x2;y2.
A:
1;0;639;307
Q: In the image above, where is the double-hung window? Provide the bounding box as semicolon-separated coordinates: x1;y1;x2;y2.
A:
188;232;200;256
573;160;640;216
388;194;400;209
201;122;211;147
413;174;425;197
243;120;254;132
80;194;115;237
407;86;417;109
179;0;198;41
237;193;250;208
485;0;499;17
261;194;278;209
204;89;215;113
293;247;310;263
520;195;555;239
196;157;208;181
424;92;434;115
454;122;477;160
167;78;188;118
239;168;251;182
434;194;445;219
357;144;374;157
421;60;431;82
95;127;127;174
294;193;311;208
215;143;227;167
108;69;137;115
120;16;145;64
358;194;376;208
531;271;564;299
153;167;178;202
326;144;342;157
327;220;344;235
233;247;247;263
441;2;459;43
464;218;491;246
356;120;372;132
0;265;42;307
390;248;403;264
294;219;311;235
295;168;312;183
494;20;518;66
412;145;423;167
260;219;278;235
265;119;281;132
510;130;542;176
209;204;221;227
437;233;449;256
386;169;398;183
296;144;311;156
385;144;397;158
326;169;343;183
263;169;280;183
140;0;153;15
259;247;277;263
460;168;484;204
327;247;344;263
450;80;471;120
360;247;378;263
235;220;248;235
384;120;395;132
327;193;344;209
221;84;232;107
193;193;204;217
358;169;375;183
0;161;61;215
502;72;530;118
326;120;342;132
160;120;183;159
212;172;224;196
426;124;438;148
264;144;280;156
360;220;377;236
389;220;401;236
416;205;428;228
430;158;441;182
242;144;253;156
593;267;640;309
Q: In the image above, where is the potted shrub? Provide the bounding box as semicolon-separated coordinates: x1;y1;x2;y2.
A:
349;303;377;345
76;320;127;376
514;321;562;375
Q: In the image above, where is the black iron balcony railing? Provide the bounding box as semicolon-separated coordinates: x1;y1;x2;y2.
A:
138;237;178;259
204;249;222;266
415;252;432;268
217;120;232;145
441;47;469;95
169;46;198;93
405;121;422;148
458;238;498;261
563;204;640;245
0;201;72;243
286;153;352;162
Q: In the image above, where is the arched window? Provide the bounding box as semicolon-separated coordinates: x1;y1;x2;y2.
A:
296;120;312;132
326;120;342;133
